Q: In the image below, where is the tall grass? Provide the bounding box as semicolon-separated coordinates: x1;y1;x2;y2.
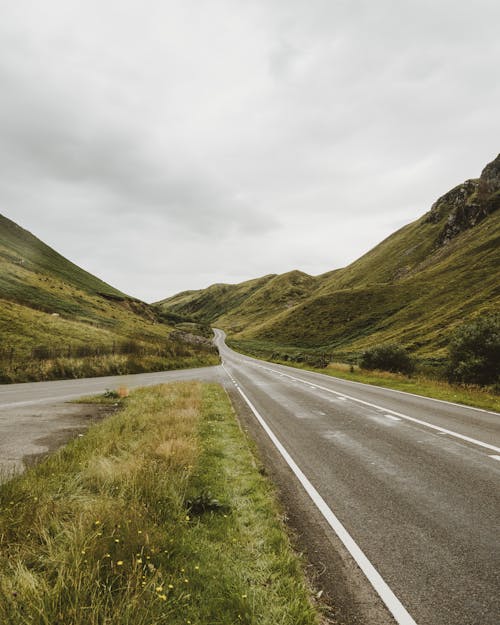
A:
0;351;219;383
282;360;499;412
228;340;499;412
0;382;320;624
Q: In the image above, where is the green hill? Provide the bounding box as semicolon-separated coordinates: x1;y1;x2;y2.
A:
0;215;217;381
158;274;276;323
157;154;500;363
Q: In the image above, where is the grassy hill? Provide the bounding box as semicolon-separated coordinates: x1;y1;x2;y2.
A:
0;215;218;382
157;154;500;366
158;274;276;323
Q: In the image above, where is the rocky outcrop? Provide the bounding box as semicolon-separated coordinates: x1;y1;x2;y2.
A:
425;154;500;245
169;329;214;347
477;153;500;198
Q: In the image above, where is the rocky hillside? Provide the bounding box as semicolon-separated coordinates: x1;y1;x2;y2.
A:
158;154;500;359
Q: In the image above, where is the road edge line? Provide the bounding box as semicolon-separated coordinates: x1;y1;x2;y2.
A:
213;330;498;416
259;365;500;455
290;368;499;416
222;363;418;625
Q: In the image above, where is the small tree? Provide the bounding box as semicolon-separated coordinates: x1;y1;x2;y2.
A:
447;314;500;385
359;344;414;375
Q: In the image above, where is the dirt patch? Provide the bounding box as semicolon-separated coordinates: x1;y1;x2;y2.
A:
22;404;120;469
0;402;120;479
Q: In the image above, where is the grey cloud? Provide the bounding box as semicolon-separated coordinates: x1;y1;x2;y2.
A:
1;0;499;301
0;56;275;237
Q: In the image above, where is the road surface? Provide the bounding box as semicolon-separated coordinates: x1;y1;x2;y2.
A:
214;330;500;625
1;333;499;625
0;365;226;475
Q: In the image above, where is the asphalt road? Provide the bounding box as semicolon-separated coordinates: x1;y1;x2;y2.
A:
213;330;500;625
0;365;226;475
1;335;499;625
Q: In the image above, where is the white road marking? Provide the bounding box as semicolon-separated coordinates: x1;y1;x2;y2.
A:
385;415;402;422
222;364;418;625
257;365;500;455
489;455;500;462
249;358;499;416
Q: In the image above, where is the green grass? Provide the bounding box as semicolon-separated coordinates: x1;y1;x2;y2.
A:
231;344;499;412
156;274;277;324
0;214;125;298
0;382;321;625
0;350;220;384
158;159;500;361
0;214;218;382
227;210;500;356
308;363;499;412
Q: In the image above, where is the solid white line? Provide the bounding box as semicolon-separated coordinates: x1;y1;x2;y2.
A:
221;364;418;625
258;365;500;455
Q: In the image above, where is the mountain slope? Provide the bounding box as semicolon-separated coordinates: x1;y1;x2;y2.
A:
158;154;500;359
0;215;125;299
157;274;277;323
216;270;318;333
0;214;217;381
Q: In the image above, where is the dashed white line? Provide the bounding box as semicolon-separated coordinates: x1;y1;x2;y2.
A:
490;455;500;462
222;363;418;625
385;415;402;422
257;364;500;455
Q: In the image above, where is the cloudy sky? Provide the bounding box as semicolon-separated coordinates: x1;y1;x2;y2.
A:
1;0;499;302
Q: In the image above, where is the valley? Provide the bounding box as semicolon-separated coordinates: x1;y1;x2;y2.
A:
158;155;500;376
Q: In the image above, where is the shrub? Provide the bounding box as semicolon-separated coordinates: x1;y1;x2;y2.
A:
359;344;415;375
447;314;500;385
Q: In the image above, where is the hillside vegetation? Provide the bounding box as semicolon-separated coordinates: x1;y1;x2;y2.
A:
158;154;500;367
0;215;217;382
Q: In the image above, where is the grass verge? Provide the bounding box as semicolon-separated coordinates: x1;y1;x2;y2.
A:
0;352;220;384
274;360;499;413
228;339;499;412
0;382;320;625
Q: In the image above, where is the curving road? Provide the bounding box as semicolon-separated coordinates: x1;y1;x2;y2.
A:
1;332;499;625
214;330;500;625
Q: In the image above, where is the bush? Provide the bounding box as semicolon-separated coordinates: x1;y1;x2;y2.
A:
359;344;414;375
447;314;500;385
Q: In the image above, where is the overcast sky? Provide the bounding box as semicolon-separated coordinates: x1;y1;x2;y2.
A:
1;0;499;302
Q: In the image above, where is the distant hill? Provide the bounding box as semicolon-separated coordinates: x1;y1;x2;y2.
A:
159;274;277;323
157;154;500;361
0;214;217;381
